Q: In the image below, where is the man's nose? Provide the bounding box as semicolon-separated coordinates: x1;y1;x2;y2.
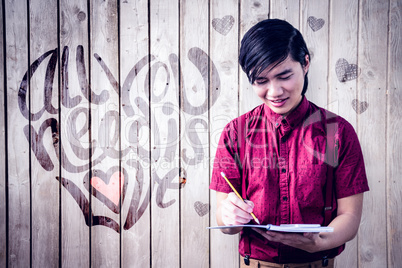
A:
266;81;283;98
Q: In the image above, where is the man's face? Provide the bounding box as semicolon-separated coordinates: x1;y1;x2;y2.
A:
252;55;309;116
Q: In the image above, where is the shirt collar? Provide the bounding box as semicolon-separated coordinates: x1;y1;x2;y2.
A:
264;96;309;131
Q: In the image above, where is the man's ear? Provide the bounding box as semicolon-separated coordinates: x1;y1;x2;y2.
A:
303;54;310;74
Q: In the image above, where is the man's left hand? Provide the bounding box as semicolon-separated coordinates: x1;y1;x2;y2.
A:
252;228;322;253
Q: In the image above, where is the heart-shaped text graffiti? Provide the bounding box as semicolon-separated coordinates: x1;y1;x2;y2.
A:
19;45;222;232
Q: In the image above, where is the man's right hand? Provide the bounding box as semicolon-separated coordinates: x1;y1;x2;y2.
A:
216;192;255;234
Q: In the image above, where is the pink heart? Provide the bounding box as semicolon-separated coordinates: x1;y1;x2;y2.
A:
91;172;124;206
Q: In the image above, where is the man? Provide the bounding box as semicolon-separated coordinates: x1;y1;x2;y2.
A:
210;19;369;267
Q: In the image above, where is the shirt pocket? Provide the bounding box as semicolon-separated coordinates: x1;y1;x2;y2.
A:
295;164;327;205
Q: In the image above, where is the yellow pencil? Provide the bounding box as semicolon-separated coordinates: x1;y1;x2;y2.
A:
220;172;260;224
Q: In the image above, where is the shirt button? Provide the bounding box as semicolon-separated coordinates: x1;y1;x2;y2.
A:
283;197;288;201
281;168;286;173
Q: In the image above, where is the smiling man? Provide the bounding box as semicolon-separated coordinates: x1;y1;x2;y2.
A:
210;19;369;267
253;56;308;116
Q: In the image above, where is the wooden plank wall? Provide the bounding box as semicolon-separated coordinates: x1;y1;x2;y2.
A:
387;0;402;266
59;0;90;266
1;0;401;267
0;1;5;267
5;1;30;267
329;1;359;266
210;1;239;267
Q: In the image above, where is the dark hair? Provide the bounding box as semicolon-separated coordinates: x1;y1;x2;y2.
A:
239;19;310;95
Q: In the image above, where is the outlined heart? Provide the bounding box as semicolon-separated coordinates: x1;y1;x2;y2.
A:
91;172;123;206
352;99;369;114
307;16;325;32
335;58;359;82
212;15;235;36
84;167;128;213
194;201;209;217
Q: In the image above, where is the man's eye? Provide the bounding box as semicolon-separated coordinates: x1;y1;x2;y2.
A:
255;80;267;85
279;75;292;80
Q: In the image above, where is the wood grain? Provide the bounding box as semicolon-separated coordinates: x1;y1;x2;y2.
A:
149;0;181;267
29;0;60;266
301;0;329;108
329;1;359;267
387;0;402;267
180;0;210;267
357;1;389;267
59;0;90;266
0;1;6;266
239;0;268;115
89;0;120;267
328;0;359;126
5;0;31;266
120;0;151;267
210;1;240;267
0;1;401;267
270;0;300;28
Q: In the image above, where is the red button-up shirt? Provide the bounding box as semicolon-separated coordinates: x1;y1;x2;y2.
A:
210;97;369;263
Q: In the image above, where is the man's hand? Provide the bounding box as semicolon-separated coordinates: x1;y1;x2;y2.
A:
216;192;255;234
252;193;365;252
221;192;254;226
252;228;322;253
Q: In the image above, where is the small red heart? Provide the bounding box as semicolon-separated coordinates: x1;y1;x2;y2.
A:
91;172;124;206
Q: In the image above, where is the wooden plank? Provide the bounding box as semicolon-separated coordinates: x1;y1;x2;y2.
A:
270;0;300;28
59;0;90;266
301;0;329;108
239;0;269;114
209;1;240;267
328;1;359;267
328;0;359;125
180;0;210;267
28;0;59;266
357;1;389;267
119;0;151;267
149;1;181;268
89;0;120;266
387;0;402;267
0;1;6;266
5;0;31;266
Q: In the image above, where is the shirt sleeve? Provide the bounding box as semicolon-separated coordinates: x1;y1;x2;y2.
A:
209;120;243;194
335;120;370;199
